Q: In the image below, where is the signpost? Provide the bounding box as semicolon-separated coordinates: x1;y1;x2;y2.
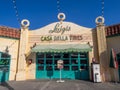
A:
56;60;65;83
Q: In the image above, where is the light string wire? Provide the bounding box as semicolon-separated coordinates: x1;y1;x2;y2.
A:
12;0;21;26
3;0;21;52
57;0;61;13
101;0;104;17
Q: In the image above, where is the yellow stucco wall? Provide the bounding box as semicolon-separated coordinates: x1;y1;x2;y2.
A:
26;52;36;80
107;36;120;54
0;37;19;81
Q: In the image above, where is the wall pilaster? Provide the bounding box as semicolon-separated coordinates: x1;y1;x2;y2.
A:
15;19;30;80
95;16;110;81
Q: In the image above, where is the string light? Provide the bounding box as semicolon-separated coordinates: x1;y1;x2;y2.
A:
1;0;21;52
57;0;61;13
101;0;104;17
12;0;21;26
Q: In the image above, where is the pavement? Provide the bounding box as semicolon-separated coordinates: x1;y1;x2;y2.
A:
0;79;120;90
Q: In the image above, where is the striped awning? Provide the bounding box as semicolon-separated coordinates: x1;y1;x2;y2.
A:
31;44;92;53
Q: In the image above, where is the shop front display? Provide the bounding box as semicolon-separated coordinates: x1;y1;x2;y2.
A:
36;52;89;80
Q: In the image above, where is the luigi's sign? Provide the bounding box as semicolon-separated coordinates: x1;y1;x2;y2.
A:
49;23;71;35
40;23;83;42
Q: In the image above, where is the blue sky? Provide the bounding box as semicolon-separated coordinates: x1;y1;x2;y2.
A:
0;0;120;29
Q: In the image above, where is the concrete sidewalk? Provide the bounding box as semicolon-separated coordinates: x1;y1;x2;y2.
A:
0;80;120;90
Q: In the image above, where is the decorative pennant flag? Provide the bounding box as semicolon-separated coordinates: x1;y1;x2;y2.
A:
109;48;119;69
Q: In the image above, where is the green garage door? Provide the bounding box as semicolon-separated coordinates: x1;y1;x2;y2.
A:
36;52;89;80
0;52;10;82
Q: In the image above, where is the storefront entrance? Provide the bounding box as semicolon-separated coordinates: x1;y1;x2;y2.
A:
0;52;10;82
36;52;89;80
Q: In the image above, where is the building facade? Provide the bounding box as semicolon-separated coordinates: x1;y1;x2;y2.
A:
0;26;20;82
0;15;120;82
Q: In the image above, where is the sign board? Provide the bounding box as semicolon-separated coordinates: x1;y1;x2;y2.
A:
57;60;63;69
56;59;65;83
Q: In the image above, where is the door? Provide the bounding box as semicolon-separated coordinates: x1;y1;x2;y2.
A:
36;52;89;80
0;52;10;82
117;54;120;79
79;53;89;80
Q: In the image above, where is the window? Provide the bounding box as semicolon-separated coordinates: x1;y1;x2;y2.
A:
38;59;44;64
80;66;88;70
0;52;10;65
38;66;44;70
80;52;87;58
80;60;87;64
54;53;61;58
54;60;57;65
64;66;69;70
71;53;78;58
72;66;78;70
37;53;44;58
71;59;78;64
46;60;53;64
1;53;10;58
46;53;53;58
64;60;70;64
0;52;10;72
0;59;9;65
63;53;69;58
46;66;53;71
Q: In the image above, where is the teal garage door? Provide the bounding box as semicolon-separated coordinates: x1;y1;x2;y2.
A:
36;52;89;80
0;52;10;82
